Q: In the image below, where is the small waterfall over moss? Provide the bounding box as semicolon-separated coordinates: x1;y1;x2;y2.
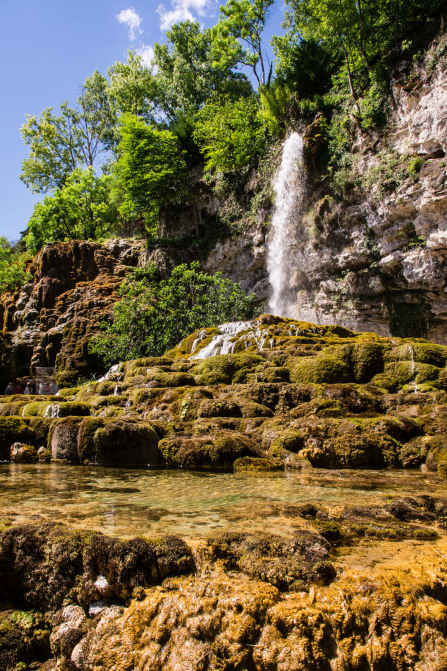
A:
267;132;305;318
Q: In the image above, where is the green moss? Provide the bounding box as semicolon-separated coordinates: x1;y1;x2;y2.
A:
269;429;304;458
351;342;385;381
259;367;290;383
77;417;105;462
0;417;35;460
312;520;342;543
233;457;277;471
288;353;351;384
192;353;265;385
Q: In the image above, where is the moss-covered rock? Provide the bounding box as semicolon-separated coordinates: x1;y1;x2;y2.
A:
10;442;38;463
0;417;35;461
288;353;351;384
207;530;335;590
159;430;258;469
233;456;277;471
0;609;51;671
78;417;162;466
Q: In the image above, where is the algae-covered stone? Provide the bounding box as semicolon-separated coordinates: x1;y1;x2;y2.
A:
0;609;50;671
192;353;265;385
49;417;83;462
233;456;277;471
78;417;162;466
10;442;38;463
159;430;258;469
207;530;335;590
0;417;35;461
288;353;351;384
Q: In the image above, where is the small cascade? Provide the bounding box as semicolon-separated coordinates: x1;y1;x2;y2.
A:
191;321;252;359
267;132;305;318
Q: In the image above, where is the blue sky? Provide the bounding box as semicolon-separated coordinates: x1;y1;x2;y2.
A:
0;0;285;243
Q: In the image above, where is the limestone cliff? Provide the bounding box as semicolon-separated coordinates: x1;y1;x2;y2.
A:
205;35;447;342
0;239;186;386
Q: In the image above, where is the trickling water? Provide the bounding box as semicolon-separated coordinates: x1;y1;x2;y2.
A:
191;321;252;359
267;133;305;318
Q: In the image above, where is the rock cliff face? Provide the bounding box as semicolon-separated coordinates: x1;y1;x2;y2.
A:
0;239;185;387
205;35;447;343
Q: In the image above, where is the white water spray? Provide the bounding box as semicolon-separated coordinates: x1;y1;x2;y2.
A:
267;132;305;317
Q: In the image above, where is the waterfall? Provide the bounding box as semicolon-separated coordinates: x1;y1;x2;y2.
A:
267;132;305;318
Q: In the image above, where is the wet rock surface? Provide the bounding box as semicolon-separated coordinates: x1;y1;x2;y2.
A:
3;316;447;473
2;498;447;670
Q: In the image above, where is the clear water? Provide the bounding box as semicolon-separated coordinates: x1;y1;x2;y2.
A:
0;464;445;539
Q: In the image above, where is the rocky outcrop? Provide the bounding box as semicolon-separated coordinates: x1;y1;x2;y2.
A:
2;497;447;670
204;35;447;344
0;239;187;388
2;316;447;475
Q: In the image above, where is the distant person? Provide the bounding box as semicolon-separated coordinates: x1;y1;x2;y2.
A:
30;380;36;394
24;383;31;394
4;382;13;395
16;384;23;394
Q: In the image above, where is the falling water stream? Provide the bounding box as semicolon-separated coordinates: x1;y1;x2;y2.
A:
267;132;305;318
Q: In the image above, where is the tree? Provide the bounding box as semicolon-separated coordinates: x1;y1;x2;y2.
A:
0;238;30;294
193;94;265;174
211;0;274;87
153;20;252;122
112;114;189;234
89;262;258;365
107;52;158;125
25;168;118;253
21;72;114;193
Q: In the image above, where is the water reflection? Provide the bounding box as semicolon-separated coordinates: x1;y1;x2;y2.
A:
0;464;445;539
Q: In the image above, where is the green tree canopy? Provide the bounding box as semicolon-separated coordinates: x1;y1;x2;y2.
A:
21;71;114;194
112;114;189;234
89;261;258;365
26;168;118;253
0;238;30;294
211;0;274;87
153;20;252;122
193;94;265;174
107;52;158;125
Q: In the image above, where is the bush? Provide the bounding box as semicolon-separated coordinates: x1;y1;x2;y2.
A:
89;261;258;366
0;238;31;295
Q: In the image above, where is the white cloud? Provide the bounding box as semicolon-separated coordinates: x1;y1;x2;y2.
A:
157;0;216;31
136;44;155;67
116;7;143;40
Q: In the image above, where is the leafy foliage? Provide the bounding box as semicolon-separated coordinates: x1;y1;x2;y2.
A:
89;262;258;365
26;168;118;253
21;73;114;194
112;115;189;235
107;52;158;125
0;238;30;295
153;21;252;122
194;94;265;174
212;0;274;86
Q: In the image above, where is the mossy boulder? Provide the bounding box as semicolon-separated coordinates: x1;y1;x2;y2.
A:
288;353;351;384
233;457;277;471
22;400;90;418
0;609;50;671
10;443;38;463
49;417;83;462
159;430;258;469
192;354;265;385
207;530;335;590
0;417;35;461
78;417;162;466
0;522;195;614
